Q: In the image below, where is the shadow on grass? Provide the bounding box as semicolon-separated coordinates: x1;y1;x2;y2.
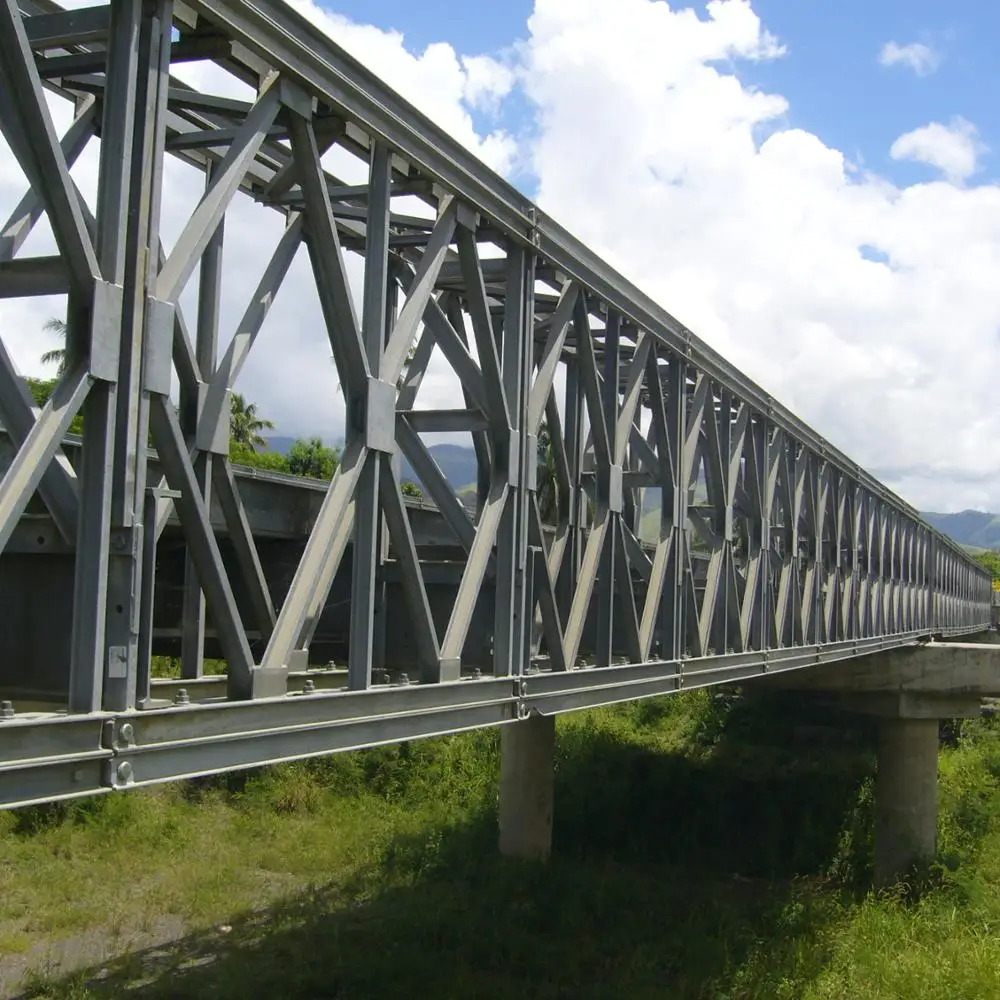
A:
20;695;876;999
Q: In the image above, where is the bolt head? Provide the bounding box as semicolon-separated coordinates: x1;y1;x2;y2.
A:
119;723;135;745
174;688;190;706
116;761;134;785
0;700;14;720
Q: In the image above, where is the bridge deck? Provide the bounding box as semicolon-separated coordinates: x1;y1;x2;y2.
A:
0;0;990;809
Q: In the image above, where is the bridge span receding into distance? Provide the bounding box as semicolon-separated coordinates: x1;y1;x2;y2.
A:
0;0;994;885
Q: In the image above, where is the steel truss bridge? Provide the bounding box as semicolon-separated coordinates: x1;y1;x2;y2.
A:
0;0;991;810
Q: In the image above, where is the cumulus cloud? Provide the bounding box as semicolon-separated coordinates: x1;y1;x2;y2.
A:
879;40;940;76
890;117;986;183
3;0;1000;514
461;54;517;112
288;0;516;174
520;0;1000;511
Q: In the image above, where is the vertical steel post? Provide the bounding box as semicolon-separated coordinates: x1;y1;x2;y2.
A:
372;276;399;677
180;163;224;680
558;358;583;621
102;0;172;712
347;140;391;690
493;242;532;677
67;0;144;712
595;312;620;666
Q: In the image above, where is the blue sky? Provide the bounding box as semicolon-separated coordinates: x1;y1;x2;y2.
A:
747;0;1000;185
3;0;999;508
324;0;531;56
324;0;1000;189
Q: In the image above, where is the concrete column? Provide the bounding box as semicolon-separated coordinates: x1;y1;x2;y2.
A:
875;717;939;886
499;713;555;861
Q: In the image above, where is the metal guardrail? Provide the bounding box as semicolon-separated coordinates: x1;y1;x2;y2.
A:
0;0;991;809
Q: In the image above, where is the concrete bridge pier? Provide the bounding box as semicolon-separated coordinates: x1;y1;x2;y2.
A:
498;714;556;861
495;644;1000;880
766;642;1000;886
874;716;939;885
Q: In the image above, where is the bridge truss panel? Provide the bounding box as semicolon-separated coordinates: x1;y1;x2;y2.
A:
0;0;991;808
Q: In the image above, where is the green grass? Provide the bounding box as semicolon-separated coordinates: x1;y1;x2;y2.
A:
149;655;227;679
5;692;1000;998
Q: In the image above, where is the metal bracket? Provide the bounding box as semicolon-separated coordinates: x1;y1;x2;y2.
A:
195;383;231;455
606;464;624;514
250;665;289;700
88;280;122;382
144;297;175;395
365;378;397;454
438;657;462;683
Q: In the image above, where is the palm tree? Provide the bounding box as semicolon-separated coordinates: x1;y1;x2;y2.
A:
40;317;67;375
230;393;274;451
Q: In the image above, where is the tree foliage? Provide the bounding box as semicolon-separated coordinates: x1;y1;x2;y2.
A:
230;437;340;481
229;392;274;451
228;444;291;473
974;550;1000;584
40;317;67;376
287;437;340;480
25;376;84;434
536;421;560;524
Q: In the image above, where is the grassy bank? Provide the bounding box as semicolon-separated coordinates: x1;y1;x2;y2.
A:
3;691;1000;998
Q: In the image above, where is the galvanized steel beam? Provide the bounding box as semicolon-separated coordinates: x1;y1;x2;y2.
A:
0;0;991;808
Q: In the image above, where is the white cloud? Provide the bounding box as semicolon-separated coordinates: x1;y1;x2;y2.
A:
879;40;940;77
461;54;517;111
288;0;516;174
890;117;986;183
4;0;1000;514
0;2;513;446
520;0;1000;511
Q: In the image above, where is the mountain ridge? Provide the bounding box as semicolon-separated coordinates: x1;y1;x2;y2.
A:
271;439;999;551
920;510;1000;551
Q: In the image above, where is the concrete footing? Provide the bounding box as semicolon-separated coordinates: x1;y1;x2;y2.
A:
499;714;555;861
875;717;939;886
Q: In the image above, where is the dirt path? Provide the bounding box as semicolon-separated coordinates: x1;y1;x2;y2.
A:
1;915;190;998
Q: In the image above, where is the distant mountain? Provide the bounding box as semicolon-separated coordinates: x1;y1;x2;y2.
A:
921;510;1000;551
265;435;297;455
264;434;999;554
401;444;479;493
